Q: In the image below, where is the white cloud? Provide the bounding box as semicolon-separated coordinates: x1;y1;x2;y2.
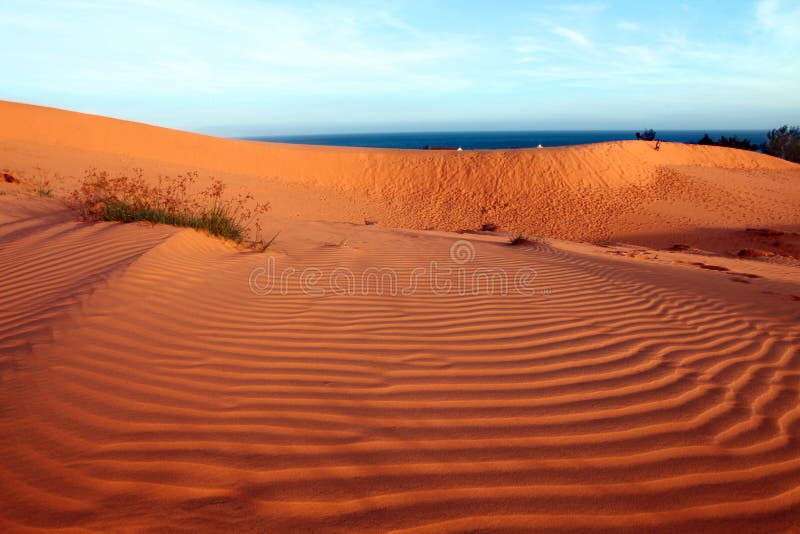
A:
552;26;592;47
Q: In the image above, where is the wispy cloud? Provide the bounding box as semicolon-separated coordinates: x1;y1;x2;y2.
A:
1;0;477;96
756;0;800;41
552;26;592;47
1;0;797;132
508;0;800;103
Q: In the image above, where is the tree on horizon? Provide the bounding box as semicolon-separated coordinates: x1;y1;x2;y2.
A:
698;133;714;145
766;125;800;163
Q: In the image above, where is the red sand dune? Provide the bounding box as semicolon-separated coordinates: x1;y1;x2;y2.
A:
3;100;799;251
1;101;800;532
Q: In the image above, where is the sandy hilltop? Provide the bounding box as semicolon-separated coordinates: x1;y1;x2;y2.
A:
2;100;800;533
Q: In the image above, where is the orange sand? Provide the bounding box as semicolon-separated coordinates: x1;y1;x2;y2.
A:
3;100;799;252
1;101;800;533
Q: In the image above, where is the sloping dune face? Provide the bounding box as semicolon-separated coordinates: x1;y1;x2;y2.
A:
1;197;800;533
2;103;800;532
2;100;799;248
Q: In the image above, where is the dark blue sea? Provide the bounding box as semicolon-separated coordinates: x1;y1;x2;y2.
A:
246;130;767;150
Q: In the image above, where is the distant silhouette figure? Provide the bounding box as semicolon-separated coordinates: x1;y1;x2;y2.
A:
635;132;642;140
655;140;661;151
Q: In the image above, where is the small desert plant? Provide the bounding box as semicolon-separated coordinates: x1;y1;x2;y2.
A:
508;234;549;246
737;249;775;258
509;234;527;246
35;179;53;197
252;229;280;252
70;169;269;244
322;238;349;249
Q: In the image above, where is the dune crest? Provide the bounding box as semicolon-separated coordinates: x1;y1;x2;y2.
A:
2;100;799;249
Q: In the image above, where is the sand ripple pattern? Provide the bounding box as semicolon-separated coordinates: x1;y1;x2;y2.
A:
1;221;800;533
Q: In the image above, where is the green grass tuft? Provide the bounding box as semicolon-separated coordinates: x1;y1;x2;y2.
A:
70;169;269;245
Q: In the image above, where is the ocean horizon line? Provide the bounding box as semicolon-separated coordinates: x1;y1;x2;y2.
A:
243;128;770;151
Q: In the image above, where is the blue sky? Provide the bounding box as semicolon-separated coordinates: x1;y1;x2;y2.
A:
1;0;798;135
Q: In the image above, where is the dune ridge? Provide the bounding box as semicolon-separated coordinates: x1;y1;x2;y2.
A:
1;102;800;532
2;100;799;248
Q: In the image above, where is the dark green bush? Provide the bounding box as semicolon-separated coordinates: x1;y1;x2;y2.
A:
765;125;800;163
